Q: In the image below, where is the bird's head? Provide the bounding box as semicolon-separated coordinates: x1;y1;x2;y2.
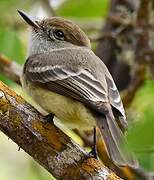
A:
18;10;91;55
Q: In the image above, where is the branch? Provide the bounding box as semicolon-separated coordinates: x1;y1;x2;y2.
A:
0;54;21;85
107;15;135;27
95;0;134;91
122;0;151;108
0;52;150;179
0;52;153;179
0;80;121;179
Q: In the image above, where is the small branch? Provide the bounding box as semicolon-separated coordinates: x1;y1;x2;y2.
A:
107;15;135;27
0;80;121;179
95;0;134;91
0;51;151;179
0;55;21;85
122;0;151;108
130;167;154;180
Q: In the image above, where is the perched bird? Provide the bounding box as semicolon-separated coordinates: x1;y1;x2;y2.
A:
18;10;137;168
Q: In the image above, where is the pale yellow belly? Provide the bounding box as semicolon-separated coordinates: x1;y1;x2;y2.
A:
22;79;96;130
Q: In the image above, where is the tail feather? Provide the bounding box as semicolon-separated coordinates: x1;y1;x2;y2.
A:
96;108;138;168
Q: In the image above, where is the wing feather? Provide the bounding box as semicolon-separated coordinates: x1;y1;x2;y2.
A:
25;53;108;112
24;49;125;121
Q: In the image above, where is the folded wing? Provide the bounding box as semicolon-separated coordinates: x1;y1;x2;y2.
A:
23;48;137;167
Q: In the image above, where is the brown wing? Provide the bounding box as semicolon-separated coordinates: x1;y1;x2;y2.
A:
24;48;127;127
105;73;128;130
24;50;109;114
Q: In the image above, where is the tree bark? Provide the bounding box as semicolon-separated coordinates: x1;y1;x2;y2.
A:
0;80;121;179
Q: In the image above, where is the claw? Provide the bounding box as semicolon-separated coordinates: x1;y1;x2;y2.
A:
88;126;98;159
44;113;54;123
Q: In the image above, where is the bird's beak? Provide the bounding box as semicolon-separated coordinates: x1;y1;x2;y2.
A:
18;10;39;29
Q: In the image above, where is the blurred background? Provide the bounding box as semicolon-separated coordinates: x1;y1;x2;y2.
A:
0;0;154;179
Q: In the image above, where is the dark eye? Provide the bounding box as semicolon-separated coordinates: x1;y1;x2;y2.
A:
53;30;65;40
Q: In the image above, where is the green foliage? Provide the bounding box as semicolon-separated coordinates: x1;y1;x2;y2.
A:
0;0;154;177
0;28;25;64
0;0;32;24
57;0;109;18
127;80;154;170
0;28;25;85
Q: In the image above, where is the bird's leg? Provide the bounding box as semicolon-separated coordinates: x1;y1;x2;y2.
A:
44;113;54;123
88;126;98;159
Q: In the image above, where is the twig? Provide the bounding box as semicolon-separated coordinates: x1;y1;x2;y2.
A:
0;52;152;179
0;54;125;178
0;55;21;85
94;0;154;179
107;15;135;27
0;80;121;179
130;167;154;180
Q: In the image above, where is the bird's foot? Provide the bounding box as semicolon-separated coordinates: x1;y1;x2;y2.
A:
88;126;98;159
44;113;54;123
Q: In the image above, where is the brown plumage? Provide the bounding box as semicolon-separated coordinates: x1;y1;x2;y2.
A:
18;10;138;168
39;17;91;48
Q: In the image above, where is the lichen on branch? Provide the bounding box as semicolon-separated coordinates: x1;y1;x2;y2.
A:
0;80;121;179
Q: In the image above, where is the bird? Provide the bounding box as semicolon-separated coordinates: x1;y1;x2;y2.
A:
18;10;138;168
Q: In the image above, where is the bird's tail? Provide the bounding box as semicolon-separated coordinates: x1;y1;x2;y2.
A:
96;107;138;168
